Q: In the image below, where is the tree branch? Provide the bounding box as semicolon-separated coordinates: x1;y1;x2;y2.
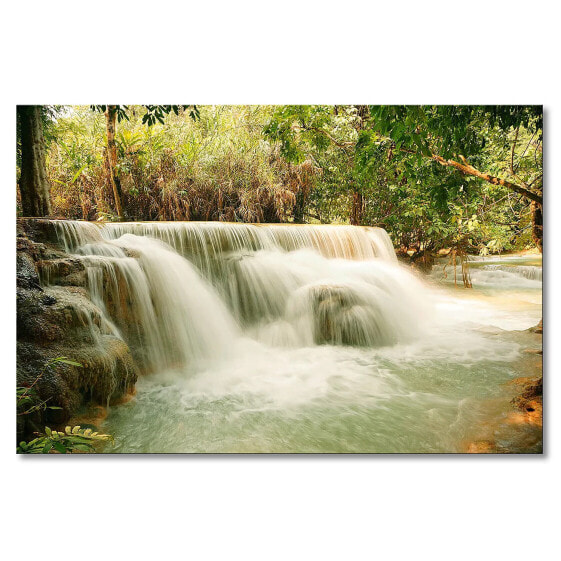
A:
396;140;542;205
518;130;536;170
510;125;519;176
528;174;543;189
431;153;543;205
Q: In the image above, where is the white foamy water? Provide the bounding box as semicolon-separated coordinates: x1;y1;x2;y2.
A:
45;221;542;453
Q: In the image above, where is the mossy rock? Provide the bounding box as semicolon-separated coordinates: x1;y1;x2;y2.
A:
16;221;139;442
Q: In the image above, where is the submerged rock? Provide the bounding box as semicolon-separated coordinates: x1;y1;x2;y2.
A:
466;440;496;454
510;376;543;428
529;319;543;334
307;284;398;347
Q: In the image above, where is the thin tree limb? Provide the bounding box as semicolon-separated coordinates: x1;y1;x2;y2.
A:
510;126;519;176
294;125;354;149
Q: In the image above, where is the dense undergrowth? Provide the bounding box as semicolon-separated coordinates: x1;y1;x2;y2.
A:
18;105;541;255
44;106;317;224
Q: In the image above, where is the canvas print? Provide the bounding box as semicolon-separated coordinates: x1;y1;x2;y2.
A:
16;105;543;454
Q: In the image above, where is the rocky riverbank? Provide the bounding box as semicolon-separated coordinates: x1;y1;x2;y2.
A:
16;218;138;442
465;322;543;453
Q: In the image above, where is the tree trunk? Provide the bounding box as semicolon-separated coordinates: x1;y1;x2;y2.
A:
105;106;124;220
293;190;306;223
350;190;364;225
531;201;543;253
349;105;369;226
410;148;544;252
18;106;52;216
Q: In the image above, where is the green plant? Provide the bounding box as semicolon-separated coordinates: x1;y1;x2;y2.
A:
39;105;541;255
17;357;82;416
17;425;113;454
17;357;114;453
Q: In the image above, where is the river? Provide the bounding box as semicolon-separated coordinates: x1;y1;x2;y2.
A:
53;221;542;453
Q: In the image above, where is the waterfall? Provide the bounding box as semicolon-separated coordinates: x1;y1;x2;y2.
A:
467;264;543;289
52;219;105;252
38;220;542;453
482;264;542;282
100;221;398;266
47;220;425;375
50;220;397;263
74;235;238;371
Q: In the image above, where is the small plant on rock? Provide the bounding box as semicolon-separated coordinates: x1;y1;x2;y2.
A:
17;357;114;454
17;357;82;416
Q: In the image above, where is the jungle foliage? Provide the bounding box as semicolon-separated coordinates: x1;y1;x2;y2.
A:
263;105;542;254
16;105;543;255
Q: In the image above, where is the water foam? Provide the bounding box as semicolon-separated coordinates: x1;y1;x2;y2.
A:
40;220;541;453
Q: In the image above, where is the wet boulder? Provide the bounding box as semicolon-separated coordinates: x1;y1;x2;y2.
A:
301;284;399;347
36;258;87;287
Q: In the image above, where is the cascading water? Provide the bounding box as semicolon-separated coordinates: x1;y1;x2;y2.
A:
45;220;542;453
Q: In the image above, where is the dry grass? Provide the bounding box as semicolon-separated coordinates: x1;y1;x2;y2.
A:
46;106;317;223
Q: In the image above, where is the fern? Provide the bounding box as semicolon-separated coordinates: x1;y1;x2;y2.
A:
17;426;114;454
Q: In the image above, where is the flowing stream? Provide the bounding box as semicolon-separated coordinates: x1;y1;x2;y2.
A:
51;221;542;453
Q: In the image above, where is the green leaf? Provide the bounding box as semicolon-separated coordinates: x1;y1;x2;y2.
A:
53;441;67;454
52;358;82;367
71;165;87;184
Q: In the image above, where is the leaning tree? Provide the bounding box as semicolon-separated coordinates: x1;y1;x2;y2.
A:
360;106;543;251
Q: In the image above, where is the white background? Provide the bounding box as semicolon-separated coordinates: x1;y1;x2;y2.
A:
1;2;558;560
